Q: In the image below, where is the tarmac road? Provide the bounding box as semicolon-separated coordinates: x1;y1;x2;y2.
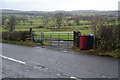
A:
1;43;118;78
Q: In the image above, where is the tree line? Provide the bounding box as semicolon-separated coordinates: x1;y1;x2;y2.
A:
1;12;117;31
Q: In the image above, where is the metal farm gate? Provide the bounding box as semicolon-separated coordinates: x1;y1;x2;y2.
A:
33;32;73;48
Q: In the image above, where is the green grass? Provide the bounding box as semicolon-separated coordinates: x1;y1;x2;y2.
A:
80;29;93;34
71;46;120;58
16;25;39;28
15;28;30;31
33;39;51;45
80;20;89;23
61;25;91;29
30;19;43;25
0;29;9;32
16;19;43;27
16;28;52;32
34;32;73;40
34;29;93;41
42;40;51;45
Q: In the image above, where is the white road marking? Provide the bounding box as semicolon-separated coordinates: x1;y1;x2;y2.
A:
0;55;26;65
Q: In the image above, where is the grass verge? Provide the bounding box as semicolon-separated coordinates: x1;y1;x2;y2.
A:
1;40;41;46
71;46;120;58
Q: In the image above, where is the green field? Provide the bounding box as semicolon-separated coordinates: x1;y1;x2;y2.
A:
1;20;93;41
16;28;52;32
34;32;73;40
34;30;93;41
0;18;96;41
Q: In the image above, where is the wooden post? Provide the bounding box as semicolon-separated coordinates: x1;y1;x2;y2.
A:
29;28;32;34
77;31;81;47
73;31;76;46
68;33;69;47
58;33;60;46
28;28;33;41
40;32;44;45
50;33;52;46
73;31;81;47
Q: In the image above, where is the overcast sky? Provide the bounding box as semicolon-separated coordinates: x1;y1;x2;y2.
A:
1;0;120;11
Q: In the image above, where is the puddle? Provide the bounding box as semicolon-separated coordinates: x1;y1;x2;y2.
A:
51;44;58;46
60;41;64;42
57;73;64;76
62;51;67;53
57;73;61;76
35;47;46;49
35;47;41;48
52;41;58;42
26;69;31;71
101;74;107;78
102;74;106;78
52;41;64;43
58;61;61;64
33;65;48;70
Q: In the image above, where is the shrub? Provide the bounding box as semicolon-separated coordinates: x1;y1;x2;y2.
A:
2;31;31;41
95;25;119;52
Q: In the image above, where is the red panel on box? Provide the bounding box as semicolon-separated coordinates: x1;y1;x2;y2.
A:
79;34;89;50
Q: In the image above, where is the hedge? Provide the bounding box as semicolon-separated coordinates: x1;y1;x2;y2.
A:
2;31;32;41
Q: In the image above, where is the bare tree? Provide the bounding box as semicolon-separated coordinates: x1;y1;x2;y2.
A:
22;18;27;25
73;15;81;25
2;16;7;25
54;12;64;29
21;15;28;25
29;21;33;25
42;13;50;28
6;15;17;31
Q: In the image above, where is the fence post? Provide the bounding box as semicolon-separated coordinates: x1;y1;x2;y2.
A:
29;28;32;33
50;33;52;46
73;31;81;47
32;33;34;41
29;28;33;41
77;31;81;47
41;32;44;45
58;33;60;46
68;33;69;47
73;31;76;46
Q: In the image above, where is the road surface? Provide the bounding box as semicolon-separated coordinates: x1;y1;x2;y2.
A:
1;43;118;78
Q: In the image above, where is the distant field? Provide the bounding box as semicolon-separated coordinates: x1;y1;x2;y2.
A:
16;28;52;32
16;25;40;28
61;25;90;29
30;19;43;25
